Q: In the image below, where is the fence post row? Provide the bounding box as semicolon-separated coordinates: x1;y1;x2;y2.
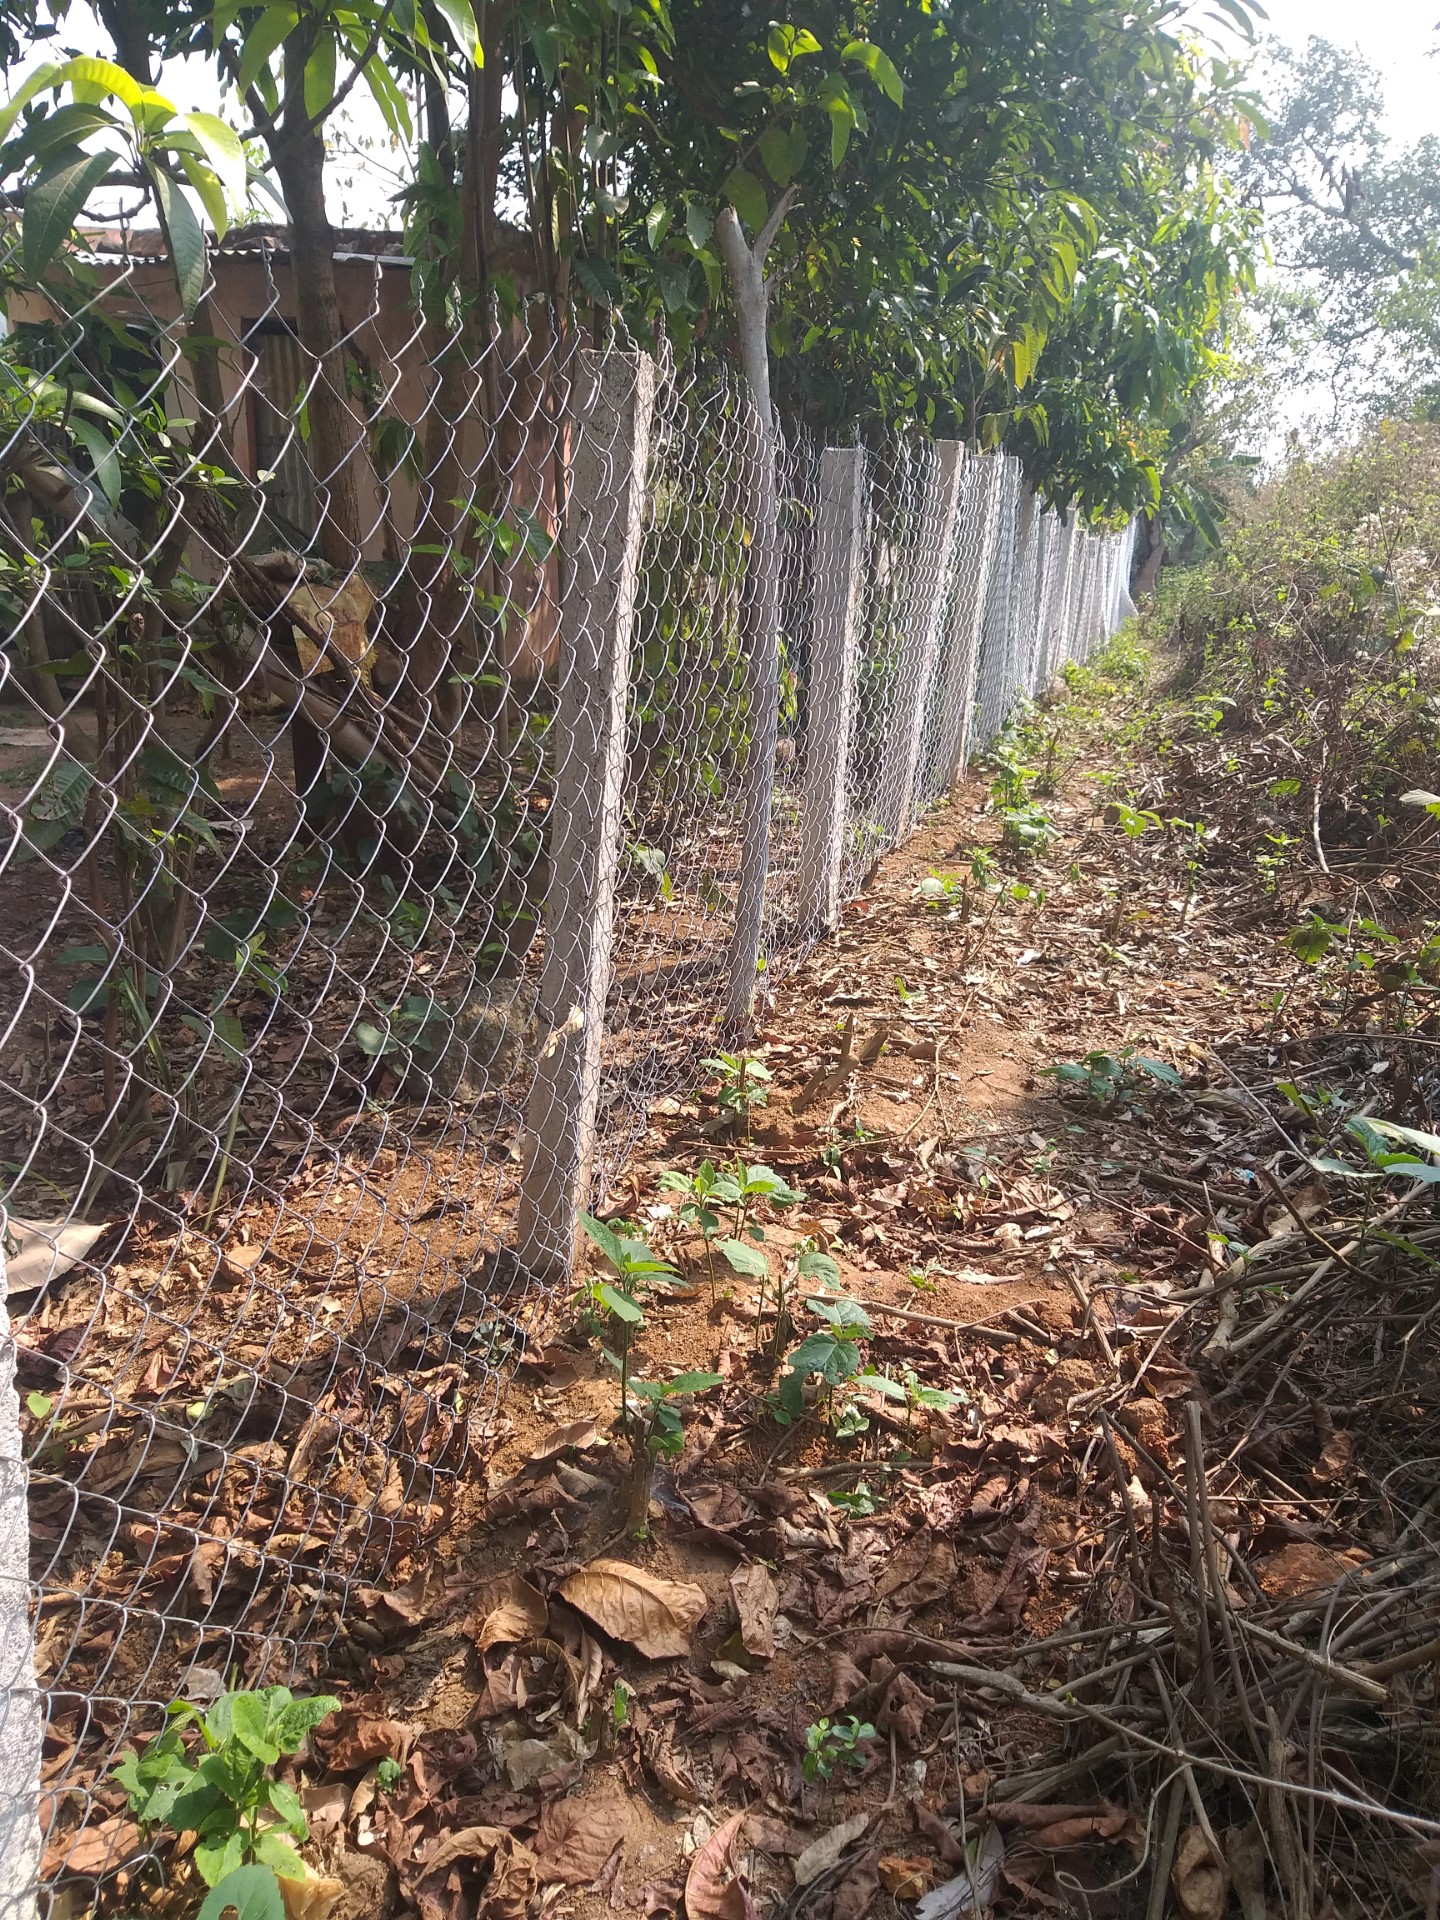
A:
797;446;867;933
512;350;657;1287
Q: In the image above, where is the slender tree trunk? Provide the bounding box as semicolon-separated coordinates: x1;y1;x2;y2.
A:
716;193;794;1024
1133;509;1166;597
272;109;367;571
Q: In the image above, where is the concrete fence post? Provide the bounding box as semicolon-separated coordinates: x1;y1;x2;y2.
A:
935;452;1002;786
512;350;657;1286
876;439;964;841
796;446;866;934
0;1229;42;1920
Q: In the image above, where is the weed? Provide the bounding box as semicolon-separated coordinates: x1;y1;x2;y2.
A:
375;1757;403;1792
700;1051;771;1135
827;1481;881;1518
1042;1046;1182;1106
114;1685;338;1908
775;1293;871;1423
802;1715;876;1782
624;1370;723;1532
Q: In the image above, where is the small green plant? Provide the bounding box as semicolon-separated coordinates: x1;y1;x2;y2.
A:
700;1051;772;1134
658;1159;726;1300
915;871;964;911
861;1367;963;1432
114;1685;338;1911
775;1294;871;1423
827;1481;881;1518
907;1264;937;1293
999;797;1059;855
353;993;447;1064
612;1680;631;1729
802;1715;876;1782
580;1214;678;1429
624;1370;724;1532
1042;1046;1182;1107
375;1756;403;1792
894;974;923;1005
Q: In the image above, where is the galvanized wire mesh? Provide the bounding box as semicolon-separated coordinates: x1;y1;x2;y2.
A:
0;224;1136;1903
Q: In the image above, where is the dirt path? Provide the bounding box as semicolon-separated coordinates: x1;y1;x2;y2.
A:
86;654;1440;1920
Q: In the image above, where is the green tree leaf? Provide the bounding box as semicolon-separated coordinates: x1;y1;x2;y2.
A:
151;167;207;314
237;5;298;99
842;39;904;106
182;111;247;208
722;167;768;235
23;148;118;280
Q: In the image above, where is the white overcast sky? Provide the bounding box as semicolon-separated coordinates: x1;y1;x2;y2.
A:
1206;0;1438;144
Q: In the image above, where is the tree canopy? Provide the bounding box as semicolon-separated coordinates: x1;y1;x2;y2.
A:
0;0;1264;520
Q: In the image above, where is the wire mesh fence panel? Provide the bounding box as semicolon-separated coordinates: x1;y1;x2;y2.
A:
0;213;1141;1902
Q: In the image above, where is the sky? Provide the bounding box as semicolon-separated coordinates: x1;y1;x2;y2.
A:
1206;0;1438;145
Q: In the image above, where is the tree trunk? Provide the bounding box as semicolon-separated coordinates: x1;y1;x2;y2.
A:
716;194;793;1025
271;114;367;571
1133;510;1166;597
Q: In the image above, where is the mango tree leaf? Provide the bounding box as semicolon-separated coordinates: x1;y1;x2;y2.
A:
303;31;336;125
431;0;482;65
0;60;63;143
182;111;247;208
151;167;207;314
58;54;146;112
237;5;297;98
68;417;121;506
23;148;118;279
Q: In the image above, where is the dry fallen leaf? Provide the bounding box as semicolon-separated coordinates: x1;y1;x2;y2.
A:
880;1854;933;1898
833;1848;881;1920
560;1558;707;1658
42;1815;141;1880
468;1573;549;1652
281;1870;346;1920
411;1825;538;1920
729;1562;779;1658
685;1812;757;1920
794;1814;870;1888
530;1416;602;1464
1172;1826;1228;1920
533;1791;626;1886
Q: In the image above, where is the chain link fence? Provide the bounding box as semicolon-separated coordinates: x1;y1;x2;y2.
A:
0;225;1134;1906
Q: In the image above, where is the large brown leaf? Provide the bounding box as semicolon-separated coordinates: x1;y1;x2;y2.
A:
559;1558;707;1658
532;1791;626;1885
685;1812;757;1920
729;1562;779;1658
